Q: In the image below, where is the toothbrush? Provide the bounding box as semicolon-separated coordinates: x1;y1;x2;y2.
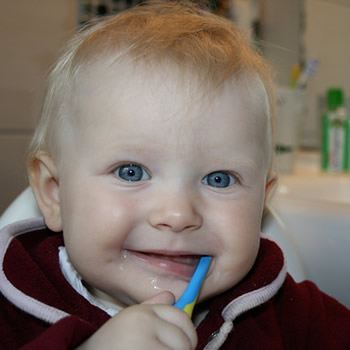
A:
295;58;319;89
174;256;211;318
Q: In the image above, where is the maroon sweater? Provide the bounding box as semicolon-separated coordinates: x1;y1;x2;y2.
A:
0;218;349;349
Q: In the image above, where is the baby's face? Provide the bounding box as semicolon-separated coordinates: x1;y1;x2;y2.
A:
57;61;270;308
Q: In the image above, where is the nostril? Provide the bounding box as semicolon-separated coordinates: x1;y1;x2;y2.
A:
149;210;202;233
147;194;203;233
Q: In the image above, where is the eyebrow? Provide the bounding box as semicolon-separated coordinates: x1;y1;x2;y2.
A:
106;142;166;159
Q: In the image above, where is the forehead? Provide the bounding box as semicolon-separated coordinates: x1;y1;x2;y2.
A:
73;57;268;120
72;58;203;114
69;59;270;164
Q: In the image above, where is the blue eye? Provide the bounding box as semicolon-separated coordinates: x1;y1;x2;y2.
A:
115;164;150;182
202;171;236;188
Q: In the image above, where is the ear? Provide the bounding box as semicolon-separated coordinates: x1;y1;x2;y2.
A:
29;153;62;232
264;171;278;202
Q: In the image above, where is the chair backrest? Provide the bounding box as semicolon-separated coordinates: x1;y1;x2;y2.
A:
262;206;306;283
0;187;42;230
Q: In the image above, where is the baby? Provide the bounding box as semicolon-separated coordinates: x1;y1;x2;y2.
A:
0;2;349;349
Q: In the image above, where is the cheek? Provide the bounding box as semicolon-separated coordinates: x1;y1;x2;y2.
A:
213;195;264;247
59;181;139;256
203;232;260;301
201;195;263;298
216;205;260;274
59;184;144;290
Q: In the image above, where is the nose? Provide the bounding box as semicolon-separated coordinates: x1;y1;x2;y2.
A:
148;190;203;233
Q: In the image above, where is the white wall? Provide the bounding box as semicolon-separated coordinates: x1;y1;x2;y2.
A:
0;1;77;213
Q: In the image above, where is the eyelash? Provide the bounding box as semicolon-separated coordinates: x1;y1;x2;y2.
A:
201;171;239;188
113;163;151;182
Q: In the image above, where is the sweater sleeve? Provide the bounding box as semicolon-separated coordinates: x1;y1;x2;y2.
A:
19;316;97;350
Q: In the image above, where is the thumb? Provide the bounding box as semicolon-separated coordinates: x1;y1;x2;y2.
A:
141;291;176;305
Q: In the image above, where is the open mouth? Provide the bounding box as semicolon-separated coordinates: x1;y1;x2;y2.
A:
128;251;202;278
146;253;200;265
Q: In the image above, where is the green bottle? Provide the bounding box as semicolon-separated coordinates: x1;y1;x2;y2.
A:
321;88;349;172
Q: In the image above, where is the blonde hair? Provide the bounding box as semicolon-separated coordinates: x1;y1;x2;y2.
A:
28;0;275;167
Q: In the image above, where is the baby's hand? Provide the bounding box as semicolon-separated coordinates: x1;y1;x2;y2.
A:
76;291;198;350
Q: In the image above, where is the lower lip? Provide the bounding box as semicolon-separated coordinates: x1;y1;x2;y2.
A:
128;251;200;279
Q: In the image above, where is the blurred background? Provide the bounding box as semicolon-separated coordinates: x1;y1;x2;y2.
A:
0;0;349;212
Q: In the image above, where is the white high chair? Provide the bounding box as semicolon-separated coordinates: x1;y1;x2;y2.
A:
0;187;42;229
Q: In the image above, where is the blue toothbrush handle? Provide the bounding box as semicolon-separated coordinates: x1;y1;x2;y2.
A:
174;256;211;318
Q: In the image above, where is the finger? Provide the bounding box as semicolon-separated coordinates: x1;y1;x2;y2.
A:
156;320;195;350
142;291;176;305
153;306;198;349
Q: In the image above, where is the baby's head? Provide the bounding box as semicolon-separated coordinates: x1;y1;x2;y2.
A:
29;1;276;308
28;1;275;169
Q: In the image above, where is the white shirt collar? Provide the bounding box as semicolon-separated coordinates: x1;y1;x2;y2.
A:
58;246;121;317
